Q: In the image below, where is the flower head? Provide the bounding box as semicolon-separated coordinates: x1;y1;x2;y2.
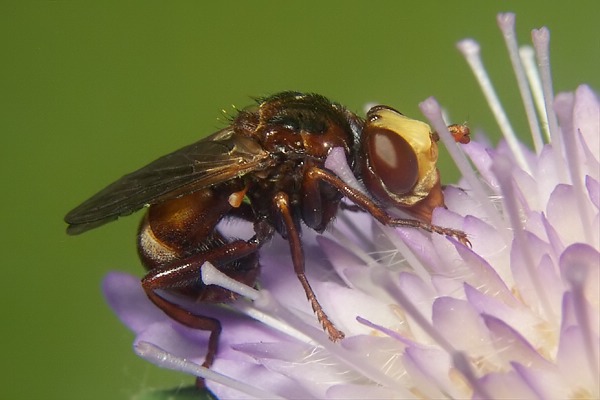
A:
104;13;599;399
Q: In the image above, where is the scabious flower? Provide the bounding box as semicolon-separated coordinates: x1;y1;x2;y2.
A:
104;13;599;399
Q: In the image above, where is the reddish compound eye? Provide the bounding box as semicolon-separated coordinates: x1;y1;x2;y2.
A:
362;126;418;205
359;105;442;218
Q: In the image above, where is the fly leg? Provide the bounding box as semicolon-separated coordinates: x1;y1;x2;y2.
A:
141;238;260;386
273;192;345;342
306;167;470;246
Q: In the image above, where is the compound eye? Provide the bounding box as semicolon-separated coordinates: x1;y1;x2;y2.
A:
362;126;418;204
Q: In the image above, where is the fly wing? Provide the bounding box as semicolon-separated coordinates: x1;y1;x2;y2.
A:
65;128;272;235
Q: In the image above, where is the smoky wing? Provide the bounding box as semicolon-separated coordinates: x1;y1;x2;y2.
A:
65;128;272;235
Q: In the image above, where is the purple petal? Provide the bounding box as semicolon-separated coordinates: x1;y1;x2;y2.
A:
536;253;564;316
462;141;500;191
134;321;209;362
573;85;600;162
559;243;600;310
512;362;570;400
316;282;399;336
431;297;492;356
396;272;435;321
510;231;559;310
454;237;516;305
443;185;488;221
465;284;540;345
393;226;446;274
211;356;313;399
512;168;540;211
402;346;465;398
556;325;599;394
317;235;369;289
326;383;407;399
102;271;167;333
536;145;565;204
541;212;566;256
482;314;550;369
234;341;347;398
586;175;600;210
475;370;538;399
547;184;587;244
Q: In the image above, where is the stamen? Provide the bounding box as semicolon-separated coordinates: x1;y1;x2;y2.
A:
201;261;260;301
202;262;402;389
134;341;285;399
420;97;508;236
202;262;314;341
532;28;568;182
497;13;544;154
531;29;561;148
233;298;313;343
520;46;551;143
457;39;532;175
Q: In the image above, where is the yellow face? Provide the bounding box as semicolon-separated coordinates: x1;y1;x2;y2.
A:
363;106;440;208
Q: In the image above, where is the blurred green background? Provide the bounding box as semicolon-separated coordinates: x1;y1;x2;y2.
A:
2;2;598;399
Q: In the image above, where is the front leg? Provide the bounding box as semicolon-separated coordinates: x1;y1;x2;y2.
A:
306;167;470;246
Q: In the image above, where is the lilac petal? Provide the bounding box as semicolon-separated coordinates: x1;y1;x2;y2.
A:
340;335;411;384
462;215;509;270
396;272;436;322
512;362;570;400
513;167;540;211
315;282;399;336
560;292;578;332
326;383;406;399
587;175;600;210
573;85;600;162
431;275;465;299
482;314;550;369
393;226;446;274
541;212;565;257
431;297;493;356
510;231;557;310
536;144;565;204
102;271;167;333
524;211;555;250
210;356;313;400
258;245;319;314
556;325;599;394
559;243;600;309
454;236;516;305
475;370;538;399
547;184;588;245
443;185;488;221
355;316;419;347
462;141;500;191
233;341;349;398
402;346;466;398
431;205;466;231
465;284;541;346
317;236;374;290
134;321;209;362
537;253;564;317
